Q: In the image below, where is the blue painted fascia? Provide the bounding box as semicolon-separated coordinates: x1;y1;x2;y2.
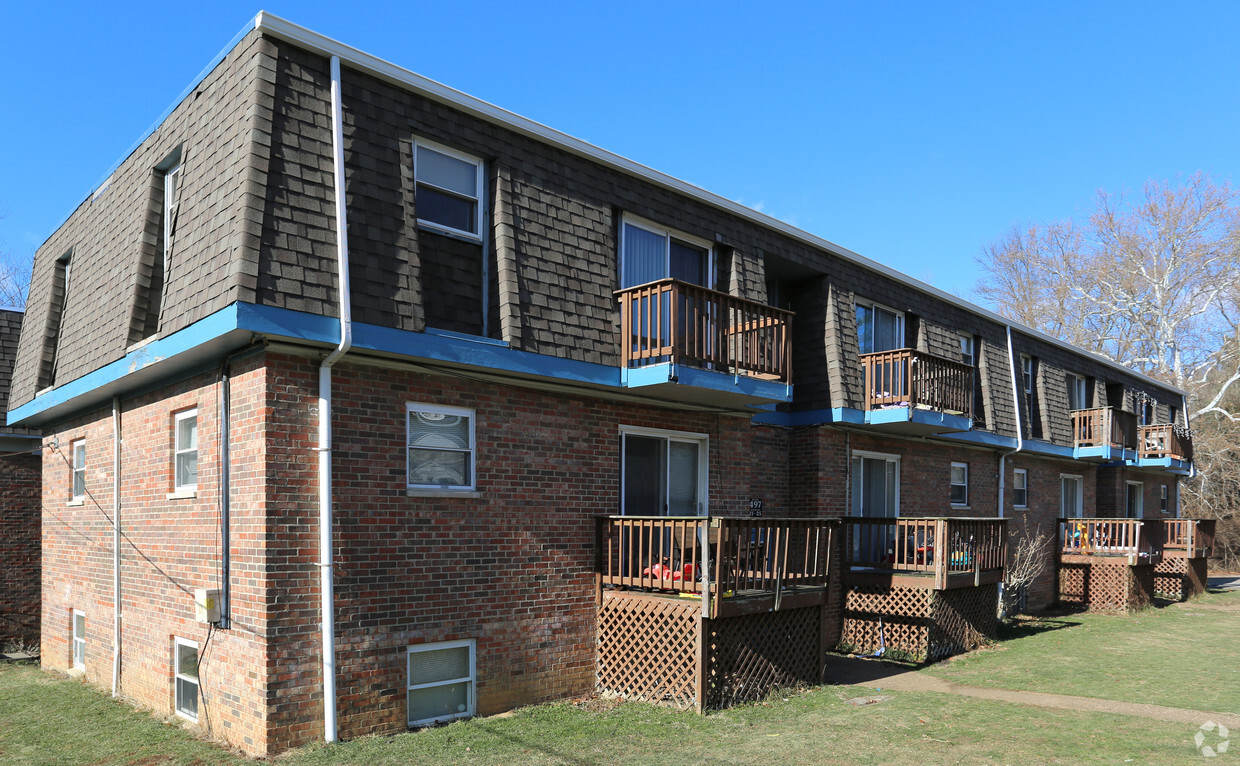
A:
9;303;247;424
12;302;791;425
750;407;866;427
862;406;972;431
621;362;791;402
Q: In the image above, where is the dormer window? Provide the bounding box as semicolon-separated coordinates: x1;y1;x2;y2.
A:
856;301;903;354
414;140;484;239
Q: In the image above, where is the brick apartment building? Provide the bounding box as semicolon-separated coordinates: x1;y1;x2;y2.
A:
9;14;1193;755
0;307;42;647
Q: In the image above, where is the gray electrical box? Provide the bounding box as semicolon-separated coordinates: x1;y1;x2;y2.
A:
194;588;221;623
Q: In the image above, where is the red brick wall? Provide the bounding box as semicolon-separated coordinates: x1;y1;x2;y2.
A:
0;450;41;646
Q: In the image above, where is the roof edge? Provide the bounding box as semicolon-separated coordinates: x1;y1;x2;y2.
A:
252;13;1186;397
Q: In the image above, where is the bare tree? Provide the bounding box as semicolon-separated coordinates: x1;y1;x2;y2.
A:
977;174;1240;568
1002;516;1051;617
977;173;1240;417
0;250;30;309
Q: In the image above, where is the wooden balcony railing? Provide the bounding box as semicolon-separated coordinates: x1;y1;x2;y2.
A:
616;279;794;382
1059;518;1162;559
596;516;833;598
859;349;973;417
1162;518;1215;558
842;517;1006;589
1071;407;1138;451
1139;424;1194;462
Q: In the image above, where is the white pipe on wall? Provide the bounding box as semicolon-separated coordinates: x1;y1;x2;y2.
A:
318;53;353;744
111;396;122;697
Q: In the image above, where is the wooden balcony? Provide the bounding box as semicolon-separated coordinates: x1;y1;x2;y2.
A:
1162;518;1215;559
1139;424;1194;462
859;349;973;418
1058;518;1162;560
842;517;1006;590
596;515;833;618
616;279;793;383
1071;407;1138;451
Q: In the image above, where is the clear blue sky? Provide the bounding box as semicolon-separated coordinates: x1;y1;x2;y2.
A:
3;1;1238;301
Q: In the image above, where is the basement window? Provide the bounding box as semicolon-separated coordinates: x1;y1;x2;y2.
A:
173;410;198;492
407;404;475;490
72;610;85;670
407;639;475;727
950;462;968;506
174;637;199;721
414;140;483;239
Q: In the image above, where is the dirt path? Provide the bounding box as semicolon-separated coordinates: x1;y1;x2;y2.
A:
825;654;1240;729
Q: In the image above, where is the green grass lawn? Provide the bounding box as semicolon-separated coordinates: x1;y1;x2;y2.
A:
924;589;1240;714
2;590;1236;765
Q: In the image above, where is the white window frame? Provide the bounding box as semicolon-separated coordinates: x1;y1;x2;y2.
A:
71;439;86;501
72;610;85;670
849;449;901;518
950;462;969;507
1060;473;1084;518
407;638;476;727
1012;468;1028;509
1067;373;1087;411
162;164;182;275
619;214;716;289
1126;480;1144;519
959;334;975;367
1021;355;1034;395
173;409;198;492
619;424;710;517
407;403;476;491
174;636;199;722
413;138;484;241
1160;484;1169;513
855;300;905;355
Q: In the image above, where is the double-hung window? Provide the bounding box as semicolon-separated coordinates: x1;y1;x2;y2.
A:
414;140;484;239
1066;373;1087;411
174;637;199;721
407;639;475;726
950;462;969;506
174;410;198;492
72;611;85;670
1013;468;1028;509
959;334;975;367
71;440;86;501
1161;484;1169;513
407;404;475;490
856;301;904;355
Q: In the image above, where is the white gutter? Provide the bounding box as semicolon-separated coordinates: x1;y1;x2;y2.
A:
250;11;1185;399
111;396;122;697
318;54;353;744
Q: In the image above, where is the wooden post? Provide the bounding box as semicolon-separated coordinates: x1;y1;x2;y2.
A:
695;614;706;714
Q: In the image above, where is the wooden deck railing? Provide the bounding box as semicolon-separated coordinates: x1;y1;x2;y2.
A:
1071;407;1138;451
1139;424;1194;462
616;279;794;382
1059;518;1162;559
859;349;973;417
1162;518;1215;558
596;516;833;597
842;517;1006;589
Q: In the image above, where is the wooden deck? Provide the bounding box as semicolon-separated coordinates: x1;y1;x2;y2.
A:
842;517;1007;590
859;349;974;417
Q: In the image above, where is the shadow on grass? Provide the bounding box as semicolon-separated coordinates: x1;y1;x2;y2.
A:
996;616;1082;640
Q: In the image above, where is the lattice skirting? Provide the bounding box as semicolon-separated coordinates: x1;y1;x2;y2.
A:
597;594;824;711
705;606;821;708
839;584;998;663
1154;557;1208;601
597;596;700;709
1058;558;1155;612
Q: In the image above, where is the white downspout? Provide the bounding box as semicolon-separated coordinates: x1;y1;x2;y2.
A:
111;396;122;697
319;54;353;744
999;325;1025;519
997;327;1025;617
